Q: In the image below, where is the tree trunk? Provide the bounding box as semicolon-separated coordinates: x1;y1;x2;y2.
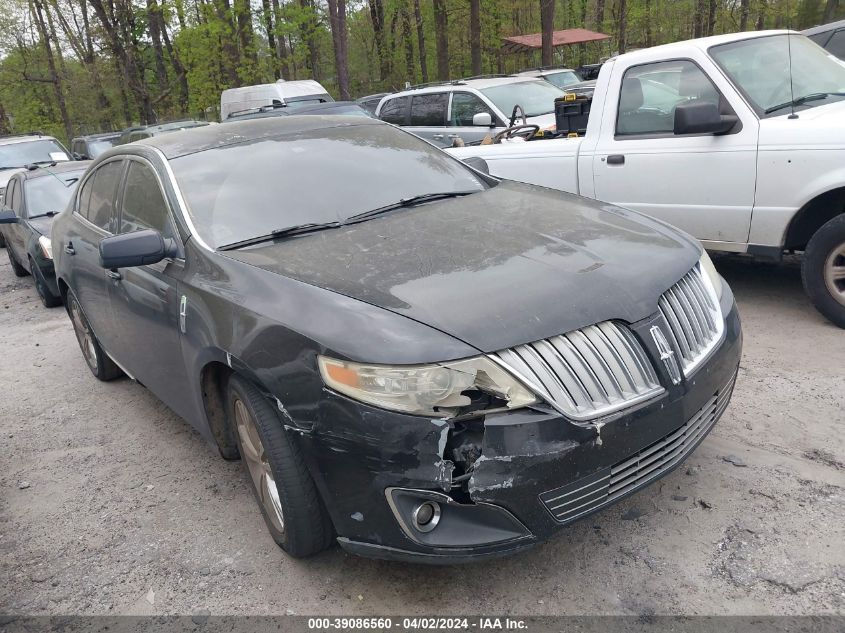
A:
644;0;653;45
740;0;749;30
540;0;555;66
299;0;320;80
31;0;73;141
146;0;169;93
0;101;11;135
616;0;627;53
271;0;291;80
470;0;481;75
413;0;428;83
693;0;705;37
707;0;717;35
594;0;605;30
368;0;389;81
401;5;415;82
159;6;190;111
433;0;449;80
756;0;766;29
822;0;838;21
234;0;257;76
327;0;350;98
261;0;279;79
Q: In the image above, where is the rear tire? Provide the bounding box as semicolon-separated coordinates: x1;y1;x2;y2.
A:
227;374;333;557
66;291;124;381
31;258;62;308
7;247;28;277
0;232;6;248
802;214;845;329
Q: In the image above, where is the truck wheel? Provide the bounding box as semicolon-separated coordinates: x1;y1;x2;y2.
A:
31;258;62;308
226;374;333;557
802;214;845;328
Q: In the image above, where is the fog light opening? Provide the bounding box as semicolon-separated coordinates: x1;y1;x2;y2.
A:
412;501;441;533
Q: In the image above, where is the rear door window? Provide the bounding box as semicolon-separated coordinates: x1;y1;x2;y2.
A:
410;93;448;126
86;160;123;232
379;96;409;124
119;161;174;238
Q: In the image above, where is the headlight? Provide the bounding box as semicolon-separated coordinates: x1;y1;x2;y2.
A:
699;250;722;299
38;235;53;260
318;355;538;417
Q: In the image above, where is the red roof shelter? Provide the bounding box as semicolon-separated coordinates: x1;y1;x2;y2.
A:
501;28;611;54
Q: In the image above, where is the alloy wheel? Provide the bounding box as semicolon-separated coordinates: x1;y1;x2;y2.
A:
234;398;285;533
69;299;98;372
824;241;845;307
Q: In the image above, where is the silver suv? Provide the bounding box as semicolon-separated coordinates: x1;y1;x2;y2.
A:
0;133;72;247
375;76;565;147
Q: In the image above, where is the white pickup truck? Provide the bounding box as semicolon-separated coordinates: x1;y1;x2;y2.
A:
448;30;845;328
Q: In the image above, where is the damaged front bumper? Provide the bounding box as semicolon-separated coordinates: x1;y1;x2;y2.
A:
294;286;742;563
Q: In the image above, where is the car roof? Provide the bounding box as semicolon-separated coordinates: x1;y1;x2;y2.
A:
17;160;91;181
0;134;59;147
135;115;385;159
73;132;121;141
385;75;547;97
517;68;575;77
803;19;845;36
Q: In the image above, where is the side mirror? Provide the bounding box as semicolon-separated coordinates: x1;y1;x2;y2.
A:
674;101;738;135
472;112;493;127
0;209;17;224
462;156;490;175
99;229;177;269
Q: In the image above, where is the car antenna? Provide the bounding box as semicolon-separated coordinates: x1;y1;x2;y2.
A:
786;2;798;119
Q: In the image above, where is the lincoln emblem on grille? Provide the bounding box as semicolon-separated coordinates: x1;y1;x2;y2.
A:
650;325;681;385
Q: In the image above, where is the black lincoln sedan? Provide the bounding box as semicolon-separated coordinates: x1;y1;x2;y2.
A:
0;161;90;307
50;117;742;562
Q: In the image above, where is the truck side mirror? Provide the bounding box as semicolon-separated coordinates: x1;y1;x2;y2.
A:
472;112;493;127
674;102;737;135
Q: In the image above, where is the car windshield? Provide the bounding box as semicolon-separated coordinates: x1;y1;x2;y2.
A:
172;123;487;249
87;138;120;157
710;34;845;117
543;70;581;89
480;80;565;117
24;169;86;216
0;139;70;170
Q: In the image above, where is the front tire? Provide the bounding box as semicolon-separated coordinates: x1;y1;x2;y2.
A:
66;291;124;380
31;258;62;308
227;374;333;557
802;214;845;329
7;247;28;278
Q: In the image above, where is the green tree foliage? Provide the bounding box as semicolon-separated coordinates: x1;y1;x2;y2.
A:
0;0;843;143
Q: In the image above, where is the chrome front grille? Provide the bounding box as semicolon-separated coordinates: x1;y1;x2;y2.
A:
658;265;724;376
540;371;736;524
493;321;662;421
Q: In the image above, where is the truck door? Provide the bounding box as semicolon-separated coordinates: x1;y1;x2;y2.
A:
590;59;759;246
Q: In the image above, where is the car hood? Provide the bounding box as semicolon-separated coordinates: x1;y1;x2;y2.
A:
27;216;54;236
222;181;700;353
760;99;845;148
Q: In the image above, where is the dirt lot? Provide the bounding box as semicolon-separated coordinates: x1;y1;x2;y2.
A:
0;253;843;617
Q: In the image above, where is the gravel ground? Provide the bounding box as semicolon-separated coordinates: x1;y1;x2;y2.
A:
0;252;843;616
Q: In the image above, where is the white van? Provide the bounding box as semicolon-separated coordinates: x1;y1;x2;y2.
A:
220;80;333;120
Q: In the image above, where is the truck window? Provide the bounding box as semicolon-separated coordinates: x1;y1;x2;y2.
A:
616;60;720;136
410;93;448;126
450;93;495;126
825;30;845;59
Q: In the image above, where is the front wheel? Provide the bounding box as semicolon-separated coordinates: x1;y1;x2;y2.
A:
227;374;333;557
66;291;124;380
802;214;845;328
7;247;28;277
31;259;62;308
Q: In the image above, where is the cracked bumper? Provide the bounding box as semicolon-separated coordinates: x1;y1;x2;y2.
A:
293;287;742;563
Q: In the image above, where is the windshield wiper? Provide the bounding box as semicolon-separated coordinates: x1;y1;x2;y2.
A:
764;92;845;114
345;191;478;224
28;211;61;219
217;221;342;251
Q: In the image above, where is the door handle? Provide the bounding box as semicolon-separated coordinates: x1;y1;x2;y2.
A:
105;269;122;281
607;154;625;165
64;243;75;255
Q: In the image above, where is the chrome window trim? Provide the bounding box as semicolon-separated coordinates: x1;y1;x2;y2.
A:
149;146;213;252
